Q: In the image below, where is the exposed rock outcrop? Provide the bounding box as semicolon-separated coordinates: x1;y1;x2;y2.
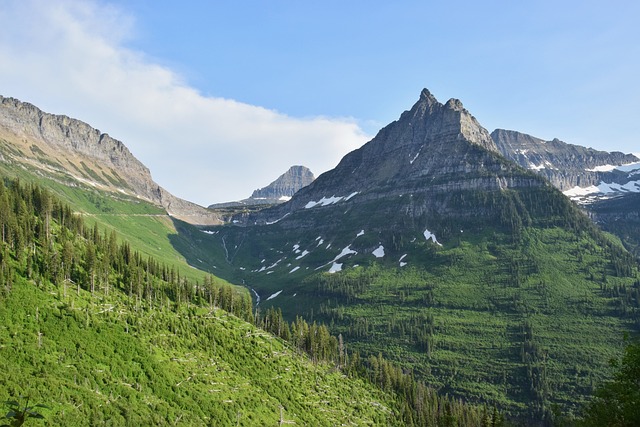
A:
251;165;315;200
492;129;639;192
236;89;550;231
0;95;221;225
208;165;315;209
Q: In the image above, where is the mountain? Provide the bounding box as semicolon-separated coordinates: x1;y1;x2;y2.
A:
0;95;220;226
208;165;314;209
492;129;640;258
250;165;315;201
196;89;640;421
239;88;543;231
492;129;640;202
0;176;497;426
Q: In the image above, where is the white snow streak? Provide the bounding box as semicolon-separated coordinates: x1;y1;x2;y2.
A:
304;192;358;209
266;290;283;301
266;213;290;225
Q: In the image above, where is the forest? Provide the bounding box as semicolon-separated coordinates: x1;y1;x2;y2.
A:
0;177;500;425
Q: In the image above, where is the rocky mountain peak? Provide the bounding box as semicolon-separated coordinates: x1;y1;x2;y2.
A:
208;165;315;209
251;165;315;200
243;89;544;228
492;128;640;194
395;89;498;155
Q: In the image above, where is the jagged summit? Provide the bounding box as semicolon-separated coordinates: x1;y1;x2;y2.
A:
208;165;315;209
251;165;315;200
242;89;545;229
395;89;498;155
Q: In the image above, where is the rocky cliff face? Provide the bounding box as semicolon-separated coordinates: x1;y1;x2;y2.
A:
492;129;639;194
251;165;315;200
237;89;550;233
208;165;315;209
0;95;221;225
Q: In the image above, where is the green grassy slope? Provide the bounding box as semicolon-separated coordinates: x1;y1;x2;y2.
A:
0;159;225;285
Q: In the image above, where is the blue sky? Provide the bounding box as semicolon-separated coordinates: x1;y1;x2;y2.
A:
1;1;638;204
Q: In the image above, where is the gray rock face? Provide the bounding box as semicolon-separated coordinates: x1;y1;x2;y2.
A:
0;95;221;225
251;165;315;200
239;89;548;230
492;129;639;191
208;166;315;209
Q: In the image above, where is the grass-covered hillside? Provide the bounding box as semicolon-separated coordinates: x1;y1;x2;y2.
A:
0;177;498;426
0;155;225;285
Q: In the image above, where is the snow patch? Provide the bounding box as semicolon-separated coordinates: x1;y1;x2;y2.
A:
289;266;300;273
410;152;420;164
316;245;357;271
279;195;292;201
266;213;290;225
356;230;365;237
344;191;359;201
305;195;343;209
250;288;260;306
304;192;358;209
586;161;640;173
328;263;343;273
295;250;310;260
424;229;442;246
372;245;385;258
266;290;283;301
201;230;216;235
334;245;357;260
564;179;640;199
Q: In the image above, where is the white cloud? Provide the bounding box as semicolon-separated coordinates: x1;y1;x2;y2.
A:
0;0;369;205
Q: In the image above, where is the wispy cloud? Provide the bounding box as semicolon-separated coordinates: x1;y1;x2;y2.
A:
0;0;369;205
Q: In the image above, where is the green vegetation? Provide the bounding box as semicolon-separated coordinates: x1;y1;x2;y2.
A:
0;177;497;425
197;187;640;423
579;335;640;426
1;397;48;426
0;157;223;284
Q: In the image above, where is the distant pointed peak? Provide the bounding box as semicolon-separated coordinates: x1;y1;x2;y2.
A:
444;98;464;111
419;88;439;105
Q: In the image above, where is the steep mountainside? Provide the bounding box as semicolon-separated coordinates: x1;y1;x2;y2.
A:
492;129;640;258
0;178;414;426
492;129;640;200
194;89;640;421
0;95;220;226
208;165;314;209
239;89;543;231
